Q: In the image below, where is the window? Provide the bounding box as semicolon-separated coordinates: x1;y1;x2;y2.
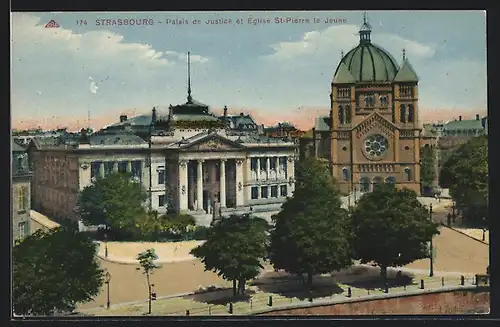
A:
342;168;350;182
261;186;269;199
118;161;128;173
18;222;27;240
400;104;407;123
360;177;371;193
91;162;101;179
338;106;344;124
271;185;278;198
408;104;414;123
404;168;412;182
259;158;266;171
270;157;277;170
104;162;114;175
345;105;351;123
157;166;165;185
250;158;257;171
131;161;142;179
251;187;259;199
380;95;388;107
385;176;396;186
18;186;27;211
158;195;165;207
372;176;384;190
280;185;287;197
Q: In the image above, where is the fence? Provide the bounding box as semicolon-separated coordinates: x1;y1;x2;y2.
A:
107;275;482;316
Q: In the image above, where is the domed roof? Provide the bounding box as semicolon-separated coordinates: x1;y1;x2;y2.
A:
333;15;400;83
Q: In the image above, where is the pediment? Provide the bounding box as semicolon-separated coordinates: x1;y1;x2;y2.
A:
353;112;397;140
181;133;245;151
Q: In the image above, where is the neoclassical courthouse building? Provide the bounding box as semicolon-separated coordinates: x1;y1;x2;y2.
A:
28;57;296;226
309;16;434;195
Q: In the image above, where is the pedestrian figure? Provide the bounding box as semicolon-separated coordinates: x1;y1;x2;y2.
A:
447;213;452;226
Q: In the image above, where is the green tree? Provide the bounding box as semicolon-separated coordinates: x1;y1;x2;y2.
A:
136;249;161;315
439;136;488;225
268;157;353;297
13;227;103;316
76;172;148;235
420;146;436;191
190;214;269;296
350;184;440;284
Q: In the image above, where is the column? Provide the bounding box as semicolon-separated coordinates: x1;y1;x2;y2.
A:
220;159;226;208
235;158;245;206
178;160;189;211
113;162;118;172
287;156;295;196
126;161;132;173
197;160;204;211
266;157;270;181
256;157;261;180
99;162;104;178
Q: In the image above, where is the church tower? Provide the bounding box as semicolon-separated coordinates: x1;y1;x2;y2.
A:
330;13;423;195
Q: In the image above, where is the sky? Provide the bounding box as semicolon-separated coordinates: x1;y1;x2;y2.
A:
11;11;487;131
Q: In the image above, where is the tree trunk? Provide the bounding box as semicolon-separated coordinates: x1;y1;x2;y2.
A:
147;274;151;314
238;278;245;295
380;265;387;286
307;272;313;300
232;279;237;297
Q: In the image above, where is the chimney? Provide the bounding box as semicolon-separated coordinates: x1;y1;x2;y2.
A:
459;116;462;121
120;115;128;122
168;105;173;120
476;114;480;121
223;106;228;117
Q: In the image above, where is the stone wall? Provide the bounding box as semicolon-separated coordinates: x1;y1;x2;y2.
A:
256;287;489;315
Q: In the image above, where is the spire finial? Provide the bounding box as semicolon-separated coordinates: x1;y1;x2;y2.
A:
359;12;372;44
363;11;367;24
187;52;192;103
402;48;406;61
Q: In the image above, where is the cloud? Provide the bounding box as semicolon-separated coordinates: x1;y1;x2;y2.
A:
263;24;436;62
164;51;210;63
11;13;210;123
88;76;99;94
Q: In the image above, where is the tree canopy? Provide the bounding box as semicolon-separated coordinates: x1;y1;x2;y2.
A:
439;135;488;225
268;157;353;291
350;184;440;281
76;172;148;233
190;214;269;296
13;227;103;316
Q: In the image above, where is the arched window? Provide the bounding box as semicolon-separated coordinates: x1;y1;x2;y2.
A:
408;104;414;123
342;168;350;182
404;167;412;182
400;104;407;123
338;106;344;124
345;105;351;123
359;177;371;193
385;176;396;186
372;176;384;190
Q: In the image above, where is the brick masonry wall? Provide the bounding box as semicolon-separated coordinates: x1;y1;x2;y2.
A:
257;288;489;315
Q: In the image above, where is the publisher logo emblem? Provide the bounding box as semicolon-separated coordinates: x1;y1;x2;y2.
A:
45;20;60;28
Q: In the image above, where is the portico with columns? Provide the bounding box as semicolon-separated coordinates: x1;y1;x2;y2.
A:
162;131;296;218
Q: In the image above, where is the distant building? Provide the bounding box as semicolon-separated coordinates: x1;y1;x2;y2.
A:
263;122;305;139
28;54;296;226
12;139;32;243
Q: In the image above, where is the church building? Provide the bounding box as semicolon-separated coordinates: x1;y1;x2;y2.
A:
328;14;432;195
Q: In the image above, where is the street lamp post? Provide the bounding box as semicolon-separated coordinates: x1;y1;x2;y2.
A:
105;271;111;309
429;204;434;277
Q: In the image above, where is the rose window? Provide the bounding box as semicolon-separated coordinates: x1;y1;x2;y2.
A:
364;134;388;159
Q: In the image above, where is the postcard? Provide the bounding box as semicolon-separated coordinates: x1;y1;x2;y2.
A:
11;10;489;317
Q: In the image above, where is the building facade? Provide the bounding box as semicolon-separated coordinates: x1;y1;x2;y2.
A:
327;16;433;195
29;57;296;226
12;139;32;243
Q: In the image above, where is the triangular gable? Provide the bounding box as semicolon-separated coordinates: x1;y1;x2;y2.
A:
393;59;419;82
179;132;246;151
353;111;397;139
333;62;356;84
